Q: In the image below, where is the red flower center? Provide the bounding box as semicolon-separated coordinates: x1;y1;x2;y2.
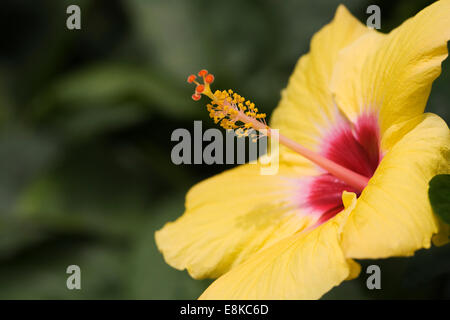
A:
305;113;382;223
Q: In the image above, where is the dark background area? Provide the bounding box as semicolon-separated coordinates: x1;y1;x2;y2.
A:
0;0;448;299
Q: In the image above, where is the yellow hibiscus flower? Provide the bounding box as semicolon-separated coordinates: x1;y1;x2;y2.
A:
156;1;450;299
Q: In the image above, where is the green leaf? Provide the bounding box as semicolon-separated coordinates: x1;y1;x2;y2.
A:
57;103;147;141
31;64;197;120
428;174;450;224
127;194;211;299
14;142;159;238
0;126;59;213
0;242;126;299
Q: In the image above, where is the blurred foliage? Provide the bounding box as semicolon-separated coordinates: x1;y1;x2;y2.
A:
429;175;450;224
0;0;448;299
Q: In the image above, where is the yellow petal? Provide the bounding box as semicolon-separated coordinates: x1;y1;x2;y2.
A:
199;193;359;300
342;113;450;258
155;163;318;279
331;0;450;137
270;5;370;166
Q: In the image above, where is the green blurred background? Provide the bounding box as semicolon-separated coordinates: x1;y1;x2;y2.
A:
0;0;448;299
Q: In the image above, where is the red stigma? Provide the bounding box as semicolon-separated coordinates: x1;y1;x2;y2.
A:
205;74;214;84
187;74;196;83
198;69;208;77
192;93;201;101
196;84;205;93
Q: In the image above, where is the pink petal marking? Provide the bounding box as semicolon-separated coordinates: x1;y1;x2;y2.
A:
304;113;382;223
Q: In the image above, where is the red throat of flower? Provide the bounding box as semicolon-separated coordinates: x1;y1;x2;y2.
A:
187;69;373;195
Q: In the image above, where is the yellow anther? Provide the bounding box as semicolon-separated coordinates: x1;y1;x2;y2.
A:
188;70;267;138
